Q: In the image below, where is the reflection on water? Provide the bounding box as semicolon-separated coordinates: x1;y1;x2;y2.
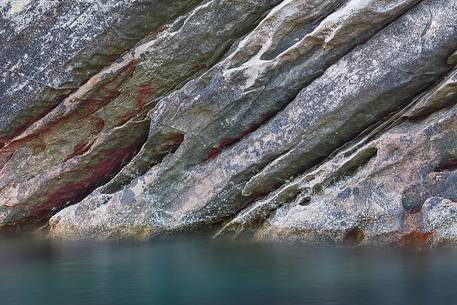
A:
0;235;456;305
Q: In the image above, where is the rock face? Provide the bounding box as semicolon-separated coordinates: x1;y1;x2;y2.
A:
1;0;457;246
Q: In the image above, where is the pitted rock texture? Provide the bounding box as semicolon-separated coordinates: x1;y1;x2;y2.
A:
1;0;457;246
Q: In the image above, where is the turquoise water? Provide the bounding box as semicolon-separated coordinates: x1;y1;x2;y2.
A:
1;236;457;305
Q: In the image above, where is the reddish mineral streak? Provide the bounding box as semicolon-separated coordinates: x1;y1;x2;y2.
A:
0;61;153;231
116;108;149;126
0;96;67;148
164;133;185;150
117;113;135;126
30;141;144;221
398;230;435;247
81;60;137;114
0;61;137;174
93;116;106;133
0;87;147;231
1;60;137;151
135;84;155;109
0;211;54;233
204;112;275;162
63;141;92;162
115;83;156;126
63;117;105;162
1;60;134;149
0;115;105;171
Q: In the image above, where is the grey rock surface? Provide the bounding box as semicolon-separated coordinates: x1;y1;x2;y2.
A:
1;0;457;246
0;0;200;145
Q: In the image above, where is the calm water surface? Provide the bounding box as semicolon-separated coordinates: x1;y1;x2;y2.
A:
1;236;456;305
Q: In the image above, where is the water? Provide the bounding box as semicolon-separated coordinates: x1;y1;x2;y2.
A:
1;236;457;305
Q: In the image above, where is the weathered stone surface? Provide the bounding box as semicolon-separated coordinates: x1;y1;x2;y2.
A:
2;0;457;246
252;99;457;245
0;0;202;147
0;0;279;229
